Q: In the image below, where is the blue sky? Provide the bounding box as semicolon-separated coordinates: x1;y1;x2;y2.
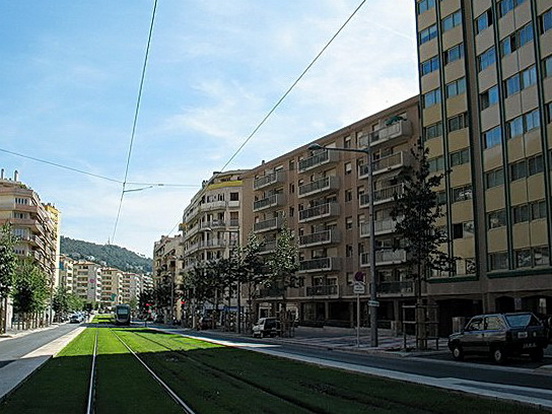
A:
0;1;418;257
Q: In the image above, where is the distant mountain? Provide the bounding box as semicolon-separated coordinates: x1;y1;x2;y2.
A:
60;236;152;273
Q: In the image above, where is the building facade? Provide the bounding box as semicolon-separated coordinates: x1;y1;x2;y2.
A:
415;0;552;332
73;261;102;306
100;267;123;309
153;234;184;321
59;255;75;294
242;97;420;327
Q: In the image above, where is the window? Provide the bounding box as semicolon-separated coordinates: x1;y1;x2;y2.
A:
419;24;437;45
505;66;536;97
443;43;464;65
510;160;527;180
450;148;470;166
483;126;502;149
507;116;524;138
486;316;505;330
446;77;466;98
478;47;496;72
345;189;353;202
487;209;506;229
524;109;540;131
480;86;499;109
541;8;552;34
485;168;504;188
451;185;472;202
528;154;544;175
488;252;508;271
512;204;529;223
498;0;526;18
476;9;493;33
448;113;468;132
515;249;532;268
548;102;552;124
345;162;352;175
522;65;537;88
423;122;443;140
544;56;552;78
423;88;441;108
442;10;462;32
534;246;550;266
453;221;474;239
531;200;546;220
501;24;534;56
428;156;444;172
346;245;353;258
417;0;435;14
346;217;353;230
344;136;351;148
420;56;440;76
230;192;239;201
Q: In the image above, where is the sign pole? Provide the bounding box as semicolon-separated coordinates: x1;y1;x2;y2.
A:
356;293;360;347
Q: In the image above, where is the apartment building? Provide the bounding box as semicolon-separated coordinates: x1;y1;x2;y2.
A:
241;97;420;327
0;170;59;283
59;255;75;294
73;261;102;306
100;267;123;309
153;234;184;320
416;0;552;331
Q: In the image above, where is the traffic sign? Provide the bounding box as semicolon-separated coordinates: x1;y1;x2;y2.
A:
368;300;380;307
354;271;365;282
353;282;365;294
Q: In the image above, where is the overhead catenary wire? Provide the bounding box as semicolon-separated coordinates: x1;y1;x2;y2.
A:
111;0;158;244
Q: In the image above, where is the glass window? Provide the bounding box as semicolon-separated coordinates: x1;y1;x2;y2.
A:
499;0;527;18
485;168;504;188
446;77;466;98
512;204;529;223
421;56;440;76
486;316;505;330
476;9;493;33
451;185;472;202
507;116;524;138
483;126;502;149
542;9;552;33
544;56;552;78
489;252;508;271
478;47;496;72
528;154;543;175
419;24;438;44
534;246;550;267
423;88;441;108
524;109;540;131
444;43;464;65
531;200;546;219
428;156;444;172
442;10;462;32
522;65;537;88
450;149;470;166
417;0;436;15
505;74;521;97
487;209;506;229
480;85;499;109
423;122;442;140
510;160;527;180
515;249;532;268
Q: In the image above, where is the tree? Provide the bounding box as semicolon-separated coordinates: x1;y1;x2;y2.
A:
265;224;300;336
0;223;17;334
11;258;50;327
52;286;70;321
391;139;456;349
240;233;267;329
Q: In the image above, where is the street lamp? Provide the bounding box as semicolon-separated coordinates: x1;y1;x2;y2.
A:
308;143;378;347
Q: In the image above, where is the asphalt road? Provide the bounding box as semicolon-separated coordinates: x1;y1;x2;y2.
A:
0;323;81;369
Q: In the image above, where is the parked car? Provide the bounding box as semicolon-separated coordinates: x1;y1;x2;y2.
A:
69;313;83;323
448;312;548;364
252;317;281;338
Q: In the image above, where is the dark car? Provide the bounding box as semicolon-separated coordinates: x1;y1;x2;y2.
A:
252;317;281;338
448;312;548;364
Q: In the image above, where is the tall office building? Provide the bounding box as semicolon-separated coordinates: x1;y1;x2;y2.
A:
416;0;552;330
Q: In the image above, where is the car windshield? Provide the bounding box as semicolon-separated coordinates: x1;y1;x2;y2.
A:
505;314;540;327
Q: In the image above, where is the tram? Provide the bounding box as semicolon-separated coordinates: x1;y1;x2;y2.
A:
114;304;131;325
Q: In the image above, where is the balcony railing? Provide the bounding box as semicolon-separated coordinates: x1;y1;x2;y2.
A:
298;176;339;198
374;184;403;205
298;229;340;248
358;120;411;148
258;240;277;255
376;249;407;265
258;287;285;298
372;151;408;175
360;217;403;237
199;220;226;230
298;257;341;273
378;280;414;295
253;193;286;212
299;202;339;223
253;170;286;190
306;284;338;296
298;150;339;173
198;238;226;249
202;200;227;211
253;216;283;233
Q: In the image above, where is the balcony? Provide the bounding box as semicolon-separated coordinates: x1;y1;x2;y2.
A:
360;217;402;237
253;216;283;233
306;284;338;296
372;151;409;175
374;184;403;205
201;200;227;211
258;240;277;255
299;150;339;173
358;120;411;148
298;229;340;248
378;280;414;296
376;249;407;265
298;257;341;273
298;176;339;198
253;193;286;212
198;238;226;249
199;220;226;230
253;170;286;190
258;286;285;298
299;202;339;223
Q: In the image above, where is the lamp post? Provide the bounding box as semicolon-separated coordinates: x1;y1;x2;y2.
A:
308;143;378;347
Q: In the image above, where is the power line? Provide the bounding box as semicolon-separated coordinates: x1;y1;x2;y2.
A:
217;0;367;173
111;0;158;243
0;146;199;188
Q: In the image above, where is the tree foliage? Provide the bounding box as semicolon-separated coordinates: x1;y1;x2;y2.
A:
265;224;300;293
391;139;456;283
11;258;50;315
0;223;18;300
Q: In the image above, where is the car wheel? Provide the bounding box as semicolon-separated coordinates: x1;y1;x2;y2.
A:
492;347;507;364
451;344;464;361
530;347;544;362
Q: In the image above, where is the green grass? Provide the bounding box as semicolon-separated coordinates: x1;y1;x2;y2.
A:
1;327;547;414
93;313;114;324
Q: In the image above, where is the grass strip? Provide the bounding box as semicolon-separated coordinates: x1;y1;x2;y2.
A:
0;328;96;414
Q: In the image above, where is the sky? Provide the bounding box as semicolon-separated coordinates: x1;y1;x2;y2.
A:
0;1;419;257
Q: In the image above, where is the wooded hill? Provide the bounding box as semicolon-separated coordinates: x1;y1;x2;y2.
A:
60;236;152;273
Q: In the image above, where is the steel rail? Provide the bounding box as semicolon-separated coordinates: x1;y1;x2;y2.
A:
86;331;98;414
